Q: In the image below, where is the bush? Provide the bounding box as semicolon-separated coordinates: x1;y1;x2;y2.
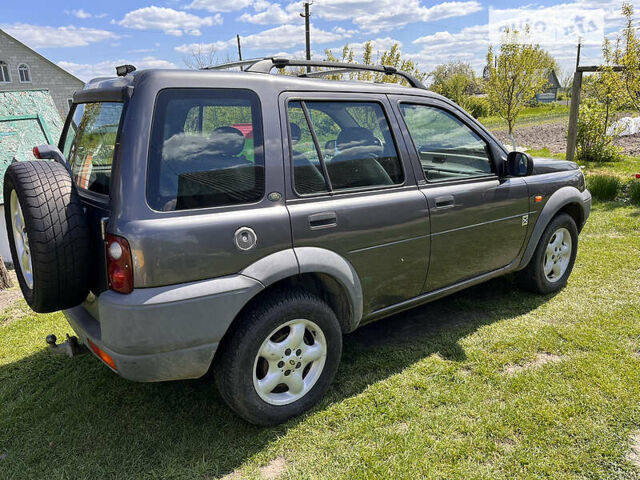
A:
463;96;491;118
629;180;640;205
576;101;622;163
587;174;621;201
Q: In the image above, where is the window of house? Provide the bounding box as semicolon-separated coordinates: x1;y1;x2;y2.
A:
18;64;31;83
147;88;264;211
287;100;403;195
0;62;10;83
399;104;493;182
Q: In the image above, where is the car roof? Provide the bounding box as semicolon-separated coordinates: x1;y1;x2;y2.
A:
82;68;448;101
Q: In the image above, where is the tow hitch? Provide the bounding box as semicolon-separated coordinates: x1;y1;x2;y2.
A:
45;334;88;357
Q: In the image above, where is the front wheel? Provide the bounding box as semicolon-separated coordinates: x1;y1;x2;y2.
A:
517;213;578;294
213;290;342;425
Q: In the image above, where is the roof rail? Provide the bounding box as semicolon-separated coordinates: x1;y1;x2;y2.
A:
203;57;427;89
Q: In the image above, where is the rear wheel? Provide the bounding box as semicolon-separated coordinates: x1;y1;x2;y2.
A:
214;290;342;425
517;213;578;294
3;161;91;312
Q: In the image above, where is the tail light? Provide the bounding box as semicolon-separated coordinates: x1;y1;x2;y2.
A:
32;146;41;159
106;234;133;293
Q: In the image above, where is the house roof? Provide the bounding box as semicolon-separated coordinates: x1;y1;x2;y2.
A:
0;29;84;85
547;69;561;89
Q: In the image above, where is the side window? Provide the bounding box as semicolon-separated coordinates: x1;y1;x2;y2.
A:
18;64;31;83
288;102;329;195
287;100;403;194
147;88;264;211
400;104;493;182
0;61;10;83
67;102;124;194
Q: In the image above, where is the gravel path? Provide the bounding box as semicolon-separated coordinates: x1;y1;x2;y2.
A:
493;123;640;156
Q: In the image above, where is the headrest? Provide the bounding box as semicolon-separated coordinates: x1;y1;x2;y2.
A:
336;127;378;150
210;126;245;156
290;123;301;143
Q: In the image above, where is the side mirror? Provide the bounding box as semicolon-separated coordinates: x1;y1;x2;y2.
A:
506;151;533;177
33;145;71;172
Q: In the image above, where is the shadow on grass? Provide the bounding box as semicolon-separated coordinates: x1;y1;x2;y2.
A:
0;275;550;479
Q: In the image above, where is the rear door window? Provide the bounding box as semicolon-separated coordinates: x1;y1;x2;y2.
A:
65;102;124;194
147;89;264;211
287;100;403;195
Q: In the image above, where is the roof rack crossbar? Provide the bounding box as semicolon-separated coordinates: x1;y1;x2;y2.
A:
202;58;264;70
204;57;426;89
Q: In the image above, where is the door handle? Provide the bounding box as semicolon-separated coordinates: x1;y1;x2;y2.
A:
308;211;337;229
434;195;455;209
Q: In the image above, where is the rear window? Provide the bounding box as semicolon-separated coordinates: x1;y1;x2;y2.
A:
65;102;124;194
146;88;264;211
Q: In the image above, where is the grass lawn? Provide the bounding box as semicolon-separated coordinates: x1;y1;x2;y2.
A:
1;188;640;479
479;104;570;130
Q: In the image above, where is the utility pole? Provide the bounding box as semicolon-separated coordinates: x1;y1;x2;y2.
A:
566;38;583;162
236;34;243;71
300;2;312;72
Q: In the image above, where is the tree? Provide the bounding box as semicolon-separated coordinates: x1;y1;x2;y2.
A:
603;3;640;114
0;256;12;290
183;45;231;69
428;61;478;106
559;69;574;105
485;28;554;135
323;42;425;85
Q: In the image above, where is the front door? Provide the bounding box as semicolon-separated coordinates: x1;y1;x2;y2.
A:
280;92;430;315
391;96;530;292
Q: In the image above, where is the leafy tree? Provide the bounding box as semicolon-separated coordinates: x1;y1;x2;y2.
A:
485;28;555;134
323;42;425;85
603;3;640;114
428;61;478;106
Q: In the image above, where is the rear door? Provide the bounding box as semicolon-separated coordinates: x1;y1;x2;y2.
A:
280;92;430;316
390;95;530;292
60;101;124;293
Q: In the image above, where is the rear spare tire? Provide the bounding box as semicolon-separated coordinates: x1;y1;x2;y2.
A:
3;160;91;313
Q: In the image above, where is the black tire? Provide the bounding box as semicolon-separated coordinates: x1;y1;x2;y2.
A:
214;290;342;426
517;213;578;294
3;160;91;313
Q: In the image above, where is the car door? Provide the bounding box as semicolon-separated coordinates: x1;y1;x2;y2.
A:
390;95;531;292
280;92;430;316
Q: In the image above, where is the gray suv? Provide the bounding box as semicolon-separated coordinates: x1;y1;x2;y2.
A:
3;58;591;425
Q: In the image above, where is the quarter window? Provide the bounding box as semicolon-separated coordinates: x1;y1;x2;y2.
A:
18;64;31;83
0;61;10;82
288;100;403;195
67;102;124;195
400;104;493;182
147;88;264;211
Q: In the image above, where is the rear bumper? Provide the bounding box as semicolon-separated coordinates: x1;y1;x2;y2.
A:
63;274;263;382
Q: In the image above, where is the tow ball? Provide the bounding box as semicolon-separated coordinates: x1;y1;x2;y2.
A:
45;334;88;357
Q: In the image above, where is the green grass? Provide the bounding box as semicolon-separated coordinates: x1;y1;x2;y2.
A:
479;104;570;130
2;180;640;479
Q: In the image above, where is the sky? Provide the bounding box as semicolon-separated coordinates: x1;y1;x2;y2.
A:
0;0;632;83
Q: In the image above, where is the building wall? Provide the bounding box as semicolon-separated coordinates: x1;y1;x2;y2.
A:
0;30;84;118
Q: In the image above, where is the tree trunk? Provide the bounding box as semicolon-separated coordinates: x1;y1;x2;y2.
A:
0;255;13;290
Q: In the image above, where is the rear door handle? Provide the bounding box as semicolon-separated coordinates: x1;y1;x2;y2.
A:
308;211;337;229
435;195;455;209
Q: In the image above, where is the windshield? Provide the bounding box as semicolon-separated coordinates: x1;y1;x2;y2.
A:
64;102;124;195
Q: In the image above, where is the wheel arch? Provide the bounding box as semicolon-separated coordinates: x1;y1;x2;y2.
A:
518;186;588;270
237;247;363;334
